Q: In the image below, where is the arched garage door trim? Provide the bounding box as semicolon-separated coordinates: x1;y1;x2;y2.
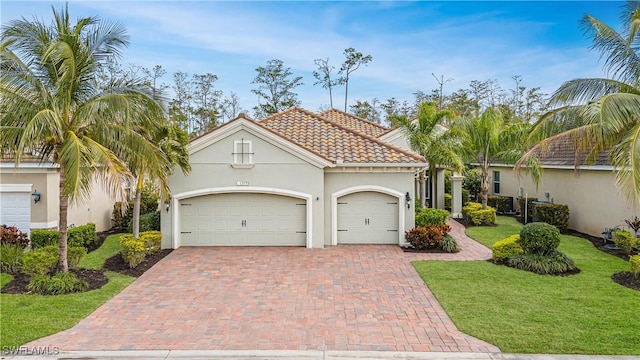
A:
331;185;404;246
172;187;312;248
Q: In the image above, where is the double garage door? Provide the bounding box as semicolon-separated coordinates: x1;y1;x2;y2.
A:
180;193;306;246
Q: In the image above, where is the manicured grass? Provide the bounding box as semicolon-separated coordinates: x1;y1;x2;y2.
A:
1;273;13;288
465;215;523;248
79;234;123;269
414;216;640;355
1;234;133;348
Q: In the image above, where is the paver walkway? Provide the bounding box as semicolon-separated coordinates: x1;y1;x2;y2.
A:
28;220;496;352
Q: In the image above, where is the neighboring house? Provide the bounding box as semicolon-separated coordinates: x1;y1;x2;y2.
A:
161;107;428;248
0;161;115;235
487;138;639;237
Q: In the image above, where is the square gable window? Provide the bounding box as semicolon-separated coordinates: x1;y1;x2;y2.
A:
232;139;254;168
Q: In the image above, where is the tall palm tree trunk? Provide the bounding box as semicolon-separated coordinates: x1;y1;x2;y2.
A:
419;170;426;208
58;166;69;273
132;175;144;238
480;166;489;209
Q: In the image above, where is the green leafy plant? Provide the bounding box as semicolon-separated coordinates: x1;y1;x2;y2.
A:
462;202;483;218
22;246;58;276
441;235;460;253
462;168;481;198
128;211;160;232
625;216;640;236
534;204;570;233
492;234;523;261
31;223;97;249
0;243;24;274
0;225;30;248
444;193;452;210
67;247;87;270
613;230;637;256
27;272;88;295
416;208;449;227
507;251;578;275
630;255;640;279
113;186;160;231
30;229;58;248
519;222;561;256
469;208;496;226
487;195;512;214
120;231;162;268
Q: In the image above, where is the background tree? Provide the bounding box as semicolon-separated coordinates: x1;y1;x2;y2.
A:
349;99;381;123
393;102;465;208
169;72;193;134
313;57;342;109
455;108;528;208
219;92;246;123
0;5;166;272
518;0;640;206
339;47;372;111
192;73;221;133
251;59;303;118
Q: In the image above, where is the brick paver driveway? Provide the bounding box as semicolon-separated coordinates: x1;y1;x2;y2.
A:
30;225;499;352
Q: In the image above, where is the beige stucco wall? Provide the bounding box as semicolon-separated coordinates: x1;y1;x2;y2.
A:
490;165;639;237
324;171;416;244
162;129;325;248
0;167;115;232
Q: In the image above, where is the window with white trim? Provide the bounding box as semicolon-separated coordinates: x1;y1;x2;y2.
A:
232;139;253;166
493;171;501;194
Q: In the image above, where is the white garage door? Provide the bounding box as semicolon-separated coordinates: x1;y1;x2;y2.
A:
180;193;306;246
0;184;32;236
337;191;399;244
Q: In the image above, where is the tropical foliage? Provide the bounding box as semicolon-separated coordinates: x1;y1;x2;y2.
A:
518;1;640;206
0;5;167;271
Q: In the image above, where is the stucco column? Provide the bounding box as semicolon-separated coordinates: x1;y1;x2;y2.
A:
436;169;445;209
451;172;464;218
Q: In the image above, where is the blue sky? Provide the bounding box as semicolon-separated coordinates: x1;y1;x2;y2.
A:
1;1;624;114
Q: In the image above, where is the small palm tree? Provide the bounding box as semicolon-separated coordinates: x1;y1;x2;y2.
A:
393;102;464;208
0;5;167;272
519;1;640;206
456;108;528;209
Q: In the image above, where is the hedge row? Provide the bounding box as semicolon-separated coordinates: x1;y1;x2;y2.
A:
120;231;162;268
31;223;96;249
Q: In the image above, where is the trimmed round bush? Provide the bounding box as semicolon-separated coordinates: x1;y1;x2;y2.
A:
416;208;449;227
492;234;523;261
519;222;560;255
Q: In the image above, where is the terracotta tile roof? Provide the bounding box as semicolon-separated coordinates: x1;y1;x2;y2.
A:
319;109;390;137
257;107;425;164
532;135;611;167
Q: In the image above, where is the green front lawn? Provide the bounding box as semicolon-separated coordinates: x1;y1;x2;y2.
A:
414;216;640;355
0;234;134;348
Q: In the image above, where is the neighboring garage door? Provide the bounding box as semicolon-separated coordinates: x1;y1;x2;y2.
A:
180;193;306;246
337;191;399;244
0;184;32;236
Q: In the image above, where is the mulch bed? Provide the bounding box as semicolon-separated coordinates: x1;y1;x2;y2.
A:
2;229;172;294
103;249;172;278
612;272;640;291
1;269;108;294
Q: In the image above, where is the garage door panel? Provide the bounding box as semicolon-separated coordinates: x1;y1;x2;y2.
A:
180;193;306;246
337;191;399;244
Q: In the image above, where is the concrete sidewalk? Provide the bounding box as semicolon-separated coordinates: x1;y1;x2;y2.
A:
3;350;639;359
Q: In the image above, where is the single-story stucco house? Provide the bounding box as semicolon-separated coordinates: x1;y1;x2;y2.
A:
0;160;115;235
160;107;453;249
487;138;639;237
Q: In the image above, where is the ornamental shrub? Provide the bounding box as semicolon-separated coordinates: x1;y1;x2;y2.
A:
519;222;560;256
441;235;460;253
416;208;449;227
469;208;496;226
113;185;160;230
630;255;640;278
22;246;58;276
127;211;161;232
462;189;470;205
0;225;30;248
507;250;577;275
492;234;523;261
462;202;482;218
487;195;512;214
31;223;97;249
534;204;570;232
444;194;452;210
120;231;163;268
27;272;88;295
67;246;87;270
0;244;24;274
404;225;451;250
613;230;637;256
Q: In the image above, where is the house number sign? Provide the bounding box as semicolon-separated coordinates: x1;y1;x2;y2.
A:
236;181;250;186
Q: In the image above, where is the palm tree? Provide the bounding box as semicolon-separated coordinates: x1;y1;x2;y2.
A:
456;108;528;209
518;1;640;206
130;124;191;238
393;102;464;208
0;5;168;272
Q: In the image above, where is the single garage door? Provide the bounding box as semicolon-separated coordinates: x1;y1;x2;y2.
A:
0;185;32;236
180;193;306;246
337;191;399;244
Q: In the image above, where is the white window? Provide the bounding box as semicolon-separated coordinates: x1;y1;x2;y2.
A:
493;171;501;194
232;139;253;167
